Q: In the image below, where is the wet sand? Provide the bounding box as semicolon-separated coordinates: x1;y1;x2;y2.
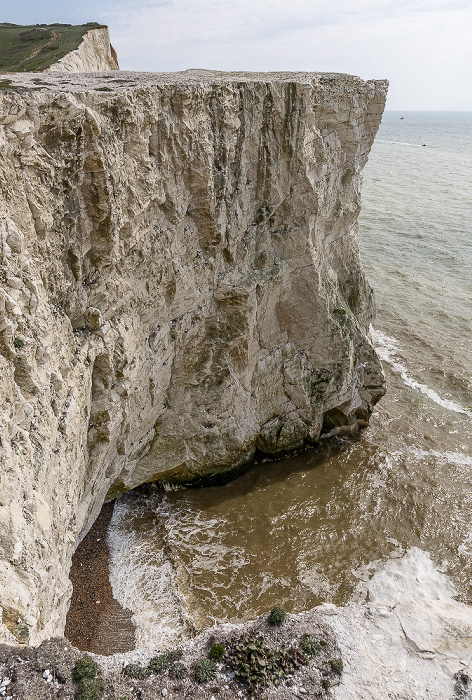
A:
64;501;136;655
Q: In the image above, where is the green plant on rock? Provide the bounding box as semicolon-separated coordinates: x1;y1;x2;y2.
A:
76;676;104;700
122;664;150;679
13;337;24;349
209;642;225;660
168;662;186;679
148;649;183;673
224;634;308;697
322;678;330;690
73;655;99;682
195;658;217;683
167;649;183;663
330;658;343;673
268;606;286;626
300;634;322;657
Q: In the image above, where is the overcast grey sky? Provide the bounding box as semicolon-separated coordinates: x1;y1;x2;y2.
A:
3;0;472;109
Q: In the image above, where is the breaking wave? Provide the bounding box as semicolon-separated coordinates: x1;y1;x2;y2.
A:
372;328;472;419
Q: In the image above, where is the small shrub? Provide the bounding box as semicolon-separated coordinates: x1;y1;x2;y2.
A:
168;662;186;679
122;664;150;679
13;337;25;349
195;658;217;683
225;634;308;696
148;649;183;673
268;606;286;626
76;676;104;700
73;655;98;681
149;654;169;673
209;642;225;660
322;678;330;690
330;658;343;673
300;634;321;657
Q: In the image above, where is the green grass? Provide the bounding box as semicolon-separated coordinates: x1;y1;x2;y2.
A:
0;22;107;72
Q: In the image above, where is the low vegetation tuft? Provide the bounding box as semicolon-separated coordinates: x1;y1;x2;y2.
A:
76;677;104;700
209;642;226;660
195;658;217;683
148;648;183;674
268;605;286;626
73;655;98;682
224;634;309;696
300;633;322;657
122;664;150;679
330;657;343;673
73;655;104;700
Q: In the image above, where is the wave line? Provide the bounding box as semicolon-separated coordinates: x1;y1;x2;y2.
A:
371;328;472;419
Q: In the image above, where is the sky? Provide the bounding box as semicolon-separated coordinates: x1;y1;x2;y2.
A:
2;0;472;110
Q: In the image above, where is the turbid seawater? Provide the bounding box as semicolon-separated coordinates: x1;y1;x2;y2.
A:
107;111;472;649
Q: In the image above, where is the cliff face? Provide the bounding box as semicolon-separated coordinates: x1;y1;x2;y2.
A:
45;28;119;73
0;70;387;646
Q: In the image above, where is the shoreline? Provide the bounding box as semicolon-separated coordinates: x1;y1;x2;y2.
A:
64;501;136;655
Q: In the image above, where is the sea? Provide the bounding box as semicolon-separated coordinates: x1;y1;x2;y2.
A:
107;111;472;649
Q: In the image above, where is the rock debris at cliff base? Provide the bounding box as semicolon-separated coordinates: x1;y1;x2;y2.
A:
0;70;386;646
64;502;135;655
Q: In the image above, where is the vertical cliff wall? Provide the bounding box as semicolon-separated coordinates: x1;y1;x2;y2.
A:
0;70;387;645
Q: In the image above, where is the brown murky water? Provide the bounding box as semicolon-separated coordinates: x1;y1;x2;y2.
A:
69;112;472;651
107;361;472;648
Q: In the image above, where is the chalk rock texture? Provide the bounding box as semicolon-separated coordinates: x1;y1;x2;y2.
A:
45;27;119;73
321;548;472;699
0;70;386;645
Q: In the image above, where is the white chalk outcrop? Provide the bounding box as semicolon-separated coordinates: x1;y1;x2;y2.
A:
321;548;472;699
0;70;386;645
45;27;119;73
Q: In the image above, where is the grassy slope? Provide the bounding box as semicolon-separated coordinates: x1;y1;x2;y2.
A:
0;22;107;72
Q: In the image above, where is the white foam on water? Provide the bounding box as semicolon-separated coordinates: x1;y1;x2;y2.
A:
372;327;472;418
410;447;472;469
377;140;427;147
107;498;194;650
353;547;457;607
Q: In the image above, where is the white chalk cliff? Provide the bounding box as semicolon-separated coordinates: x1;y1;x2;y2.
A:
45;27;119;73
0;70;386;645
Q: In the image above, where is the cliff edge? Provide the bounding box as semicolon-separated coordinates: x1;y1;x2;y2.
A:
0;70;387;645
0;23;119;73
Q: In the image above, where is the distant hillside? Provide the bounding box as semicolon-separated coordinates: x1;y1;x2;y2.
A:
0;23;109;72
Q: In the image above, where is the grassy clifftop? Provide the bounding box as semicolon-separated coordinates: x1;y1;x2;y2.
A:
0;22;108;72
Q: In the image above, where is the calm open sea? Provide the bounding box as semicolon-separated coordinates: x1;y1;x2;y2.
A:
107;111;472;649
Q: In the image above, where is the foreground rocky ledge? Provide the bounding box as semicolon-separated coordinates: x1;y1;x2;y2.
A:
0;71;386;645
1;550;472;699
